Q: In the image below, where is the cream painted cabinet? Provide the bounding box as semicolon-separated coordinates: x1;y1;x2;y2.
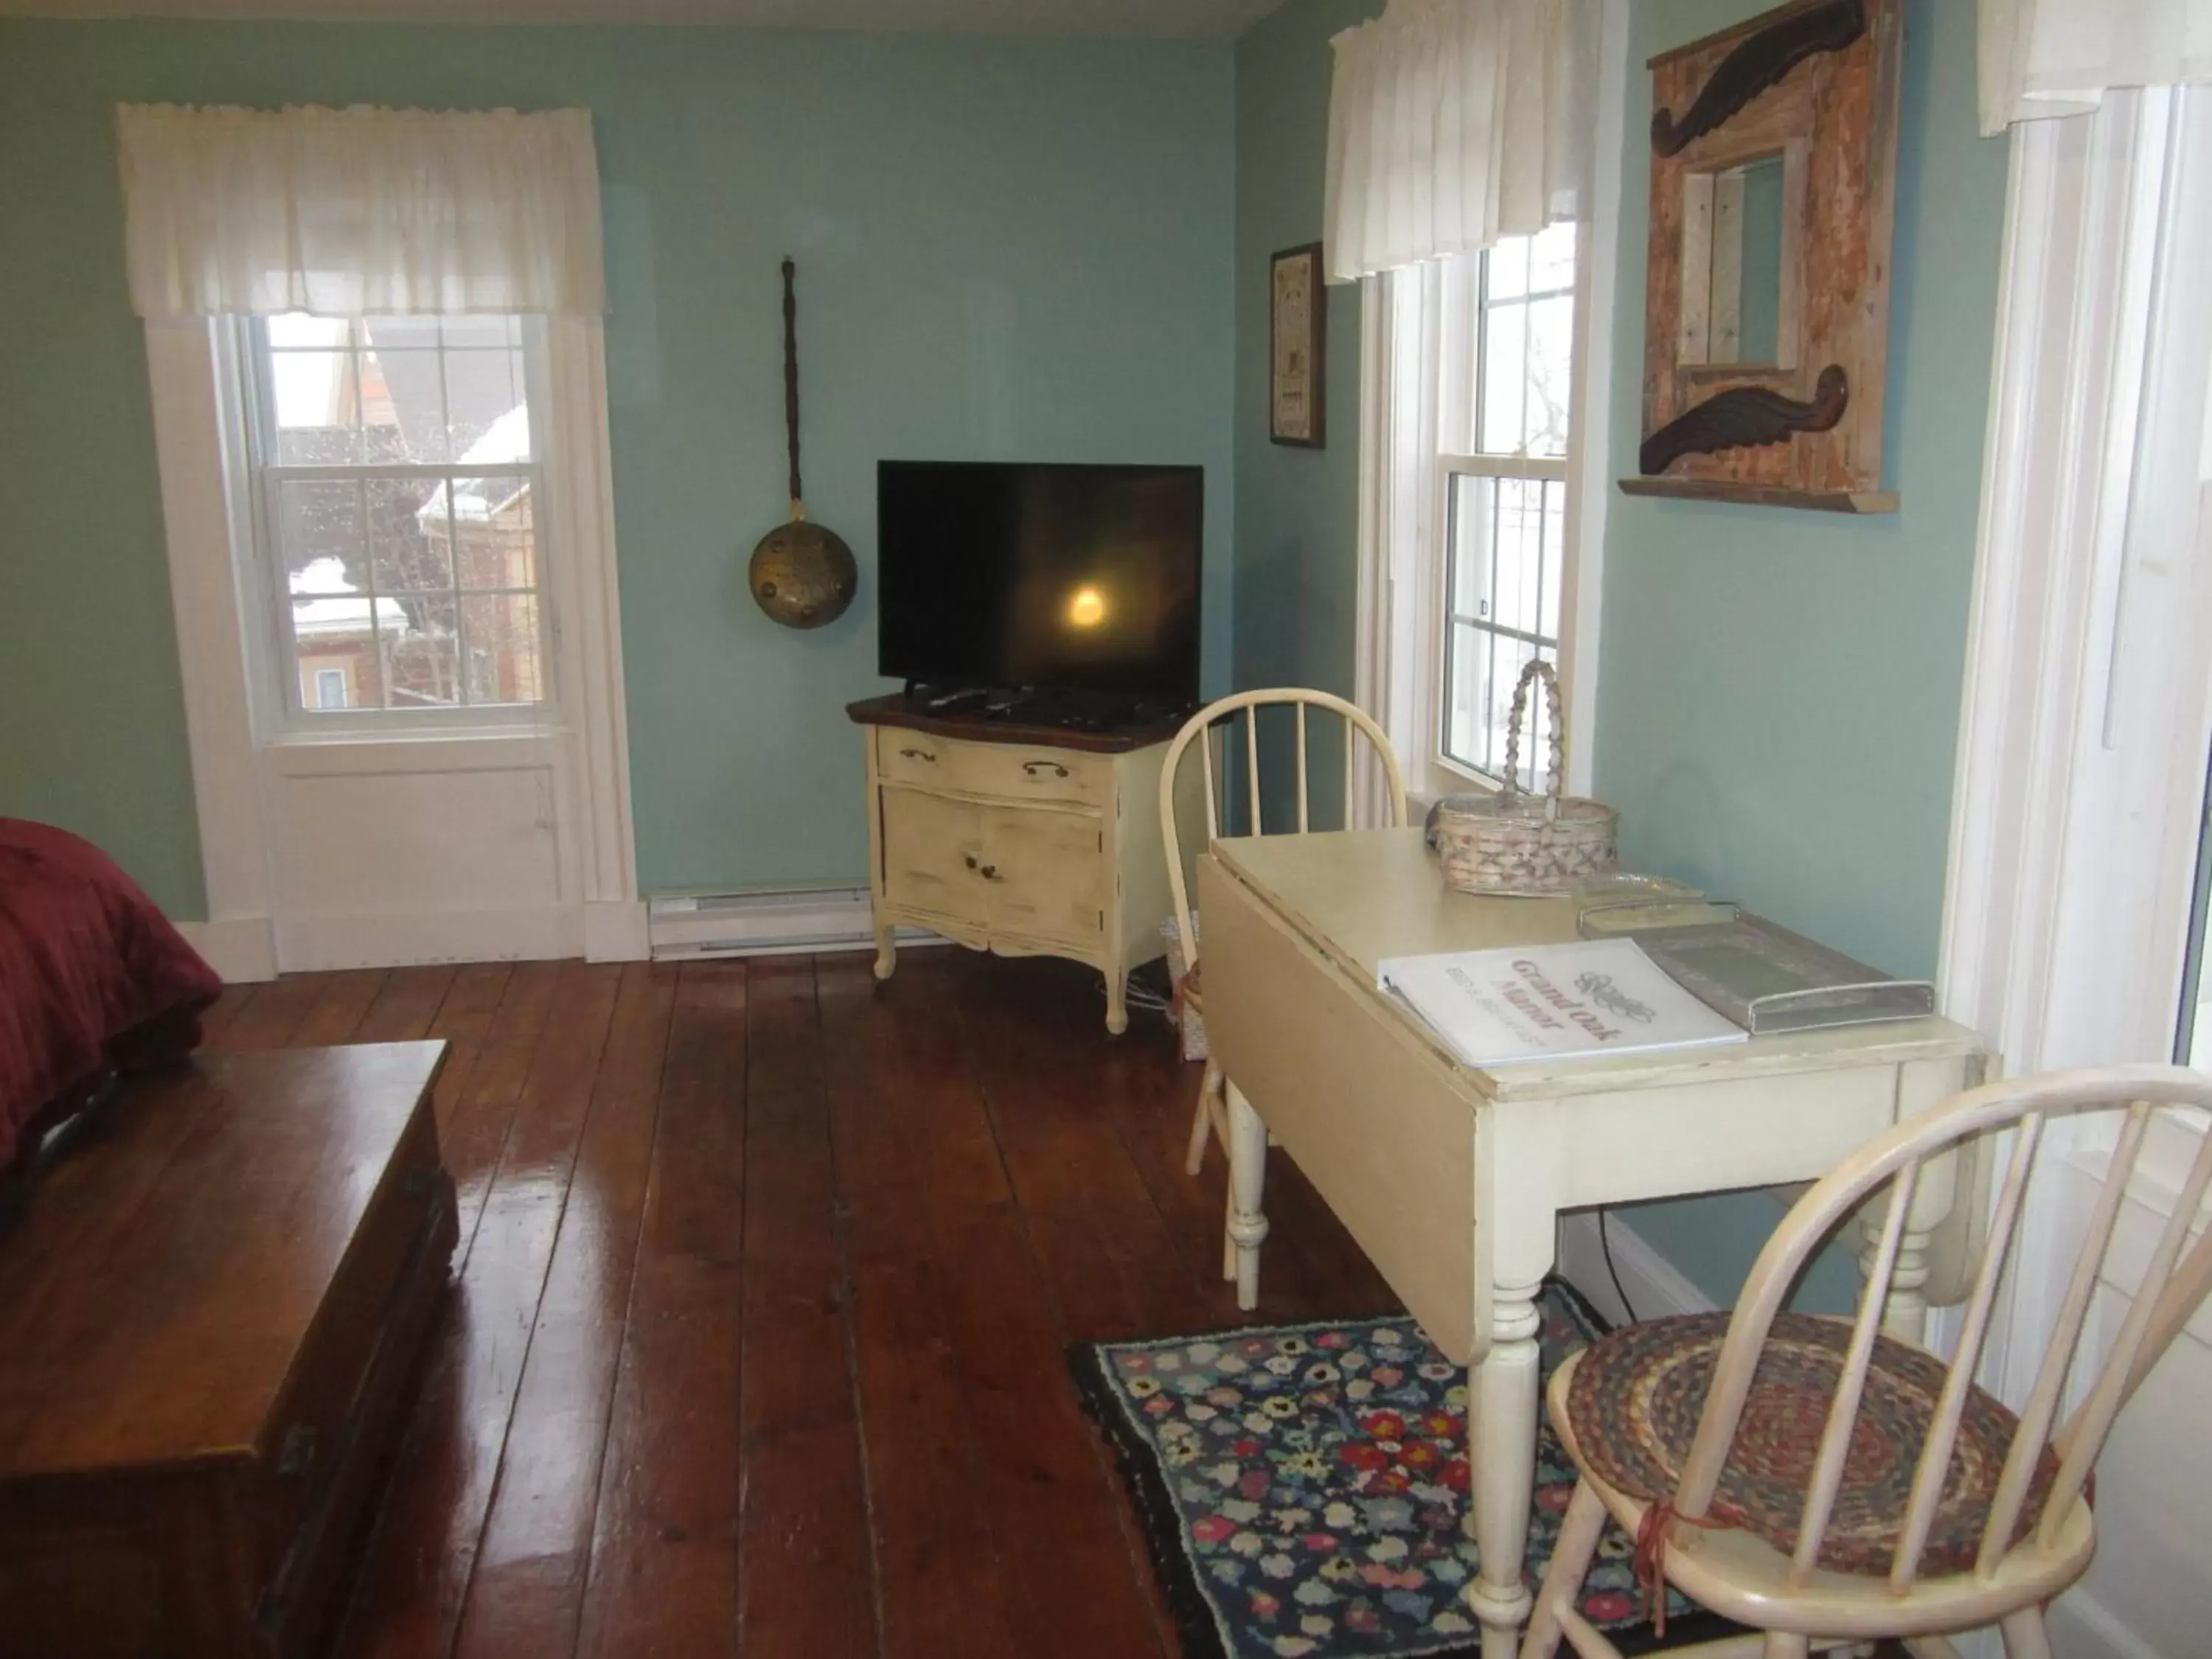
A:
851;698;1180;1034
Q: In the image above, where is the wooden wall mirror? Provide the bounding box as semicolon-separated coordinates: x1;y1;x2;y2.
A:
1622;0;1902;513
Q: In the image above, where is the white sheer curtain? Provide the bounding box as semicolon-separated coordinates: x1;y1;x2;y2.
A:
114;104;606;317
1324;0;1597;282
1980;0;2212;134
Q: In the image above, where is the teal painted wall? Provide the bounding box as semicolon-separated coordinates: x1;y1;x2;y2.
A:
1232;0;1381;829
1598;0;2008;1307
0;20;1234;913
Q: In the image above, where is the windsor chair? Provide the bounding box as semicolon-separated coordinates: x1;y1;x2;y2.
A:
1522;1064;2212;1659
1158;688;1407;1307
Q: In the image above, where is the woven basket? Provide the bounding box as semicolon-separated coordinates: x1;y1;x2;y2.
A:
1430;659;1618;897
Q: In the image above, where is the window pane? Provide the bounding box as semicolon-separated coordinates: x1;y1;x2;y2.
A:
445;349;530;462
267;314;350;351
255;313;543;721
360;347;447;464
277;479;366;586
293;611;386;714
1525;293;1575;457
270;350;359;464
291;538;388;716
1449;474;1493;620
449;477;538;590
1493;479;1544;637
1444;621;1489;771
385;596;462;709
1479;300;1527;456
1487;235;1529;302
463;593;546;706
1444;469;1562;788
368;477;452;594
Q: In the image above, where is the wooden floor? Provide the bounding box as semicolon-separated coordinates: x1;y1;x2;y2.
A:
195;947;1396;1659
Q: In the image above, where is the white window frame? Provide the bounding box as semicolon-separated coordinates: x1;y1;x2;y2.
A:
144;314;643;978
1935;87;2212;1658
1431;230;1587;795
232;314;558;736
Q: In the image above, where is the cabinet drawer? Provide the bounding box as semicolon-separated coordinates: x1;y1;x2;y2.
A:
983;807;1107;945
952;743;1110;808
880;788;987;925
877;730;956;790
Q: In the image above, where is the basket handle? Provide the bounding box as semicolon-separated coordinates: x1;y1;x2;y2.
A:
1500;658;1565;812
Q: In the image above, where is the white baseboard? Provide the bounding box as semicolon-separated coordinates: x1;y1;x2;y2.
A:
583;899;650;963
1557;1210;1717;1327
175;915;277;984
274;904;578;972
648;885;941;961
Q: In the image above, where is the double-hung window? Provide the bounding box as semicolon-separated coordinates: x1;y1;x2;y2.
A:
243;313;551;726
1436;223;1580;792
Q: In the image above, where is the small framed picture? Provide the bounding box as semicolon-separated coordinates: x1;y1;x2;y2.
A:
1270;242;1326;448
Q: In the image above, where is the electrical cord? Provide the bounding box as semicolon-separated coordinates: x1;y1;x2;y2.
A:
1599;1208;1638;1324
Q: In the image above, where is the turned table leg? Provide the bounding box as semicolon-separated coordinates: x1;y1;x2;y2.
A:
1467;1281;1543;1659
1867;1144;1959;1343
1225;1082;1269;1311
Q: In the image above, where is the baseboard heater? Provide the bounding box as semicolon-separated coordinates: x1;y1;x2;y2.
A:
647;885;945;961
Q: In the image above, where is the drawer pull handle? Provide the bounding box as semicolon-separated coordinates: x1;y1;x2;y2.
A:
1022;760;1070;779
277;1425;319;1480
979;864;1000;880
963;854;978;870
898;747;937;762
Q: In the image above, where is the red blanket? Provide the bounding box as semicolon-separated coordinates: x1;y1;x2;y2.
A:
0;820;222;1169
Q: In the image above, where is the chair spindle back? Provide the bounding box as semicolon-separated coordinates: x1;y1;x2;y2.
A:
1666;1065;2212;1593
1159;689;1408;981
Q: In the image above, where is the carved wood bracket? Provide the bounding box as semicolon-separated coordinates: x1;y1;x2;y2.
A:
1640;365;1848;474
1652;0;1867;158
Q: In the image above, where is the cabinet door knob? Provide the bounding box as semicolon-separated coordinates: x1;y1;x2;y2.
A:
963;854;978;870
979;863;999;880
1023;760;1069;778
899;747;937;762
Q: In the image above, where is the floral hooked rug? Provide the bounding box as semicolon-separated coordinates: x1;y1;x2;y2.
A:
1068;1281;1739;1659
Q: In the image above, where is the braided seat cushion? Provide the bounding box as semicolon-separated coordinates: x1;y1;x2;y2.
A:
1564;1312;2065;1576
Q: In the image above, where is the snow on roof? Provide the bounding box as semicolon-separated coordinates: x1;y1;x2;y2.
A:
289;557;414;640
417;404;534;526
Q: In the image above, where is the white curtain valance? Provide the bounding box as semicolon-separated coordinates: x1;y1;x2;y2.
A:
1324;0;1596;284
115;103;607;318
1979;0;2212;135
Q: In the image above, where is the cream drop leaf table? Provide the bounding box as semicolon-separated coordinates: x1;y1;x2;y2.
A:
1196;828;1988;1659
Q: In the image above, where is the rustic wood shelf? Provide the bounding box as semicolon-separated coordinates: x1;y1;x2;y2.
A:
1618;474;1899;514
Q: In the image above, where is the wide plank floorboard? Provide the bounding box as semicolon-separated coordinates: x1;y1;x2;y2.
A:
195;947;1416;1659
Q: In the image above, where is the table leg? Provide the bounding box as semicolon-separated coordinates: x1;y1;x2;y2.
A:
1225;1082;1268;1311
1865;1146;1958;1343
1467;1280;1542;1659
873;917;896;981
1105;966;1130;1035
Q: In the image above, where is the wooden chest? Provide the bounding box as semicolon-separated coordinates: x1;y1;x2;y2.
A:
0;1043;458;1659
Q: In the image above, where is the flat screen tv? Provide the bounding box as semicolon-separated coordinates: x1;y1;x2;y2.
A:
876;461;1202;707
